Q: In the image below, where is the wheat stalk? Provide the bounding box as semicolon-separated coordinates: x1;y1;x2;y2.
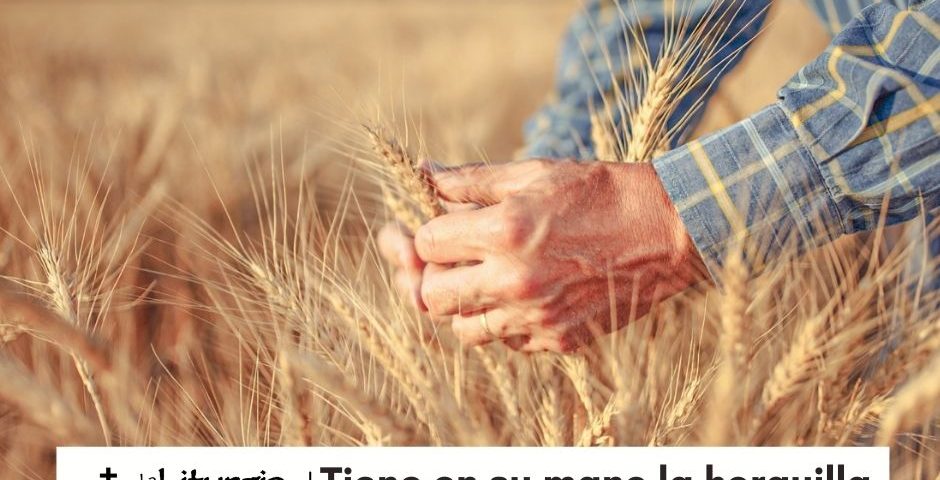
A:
36;245;113;445
590;110;619;163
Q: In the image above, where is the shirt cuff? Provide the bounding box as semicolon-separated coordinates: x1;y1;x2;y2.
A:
652;103;845;283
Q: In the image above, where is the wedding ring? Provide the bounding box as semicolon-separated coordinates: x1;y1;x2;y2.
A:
480;311;495;338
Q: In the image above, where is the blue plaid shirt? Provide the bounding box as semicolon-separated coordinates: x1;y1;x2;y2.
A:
525;0;939;284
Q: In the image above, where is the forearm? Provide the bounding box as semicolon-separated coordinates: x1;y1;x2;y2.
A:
805;0;932;35
653;0;940;281
524;0;770;160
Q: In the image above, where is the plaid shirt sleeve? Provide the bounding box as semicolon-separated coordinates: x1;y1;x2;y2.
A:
523;0;770;160
653;0;940;280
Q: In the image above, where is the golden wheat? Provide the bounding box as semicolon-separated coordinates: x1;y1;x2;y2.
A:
590;110;619;163
0;3;935;479
364;125;444;223
703;245;750;445
876;352;940;446
0;356;99;443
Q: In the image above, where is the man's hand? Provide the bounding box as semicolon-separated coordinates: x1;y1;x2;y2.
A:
414;159;707;353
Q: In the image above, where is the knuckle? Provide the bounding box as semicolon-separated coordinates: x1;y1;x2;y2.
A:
533;307;557;327
556;335;579;354
558;327;590;353
494;321;510;337
498;202;531;249
420;281;442;315
493;315;518;337
530;335;562;353
535;330;569;354
527;158;553;174
507;270;541;300
584;160;611;181
413;225;434;257
501;335;528;351
505;221;531;250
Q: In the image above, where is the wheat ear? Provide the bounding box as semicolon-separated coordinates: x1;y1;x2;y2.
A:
624;59;679;164
651;374;707;446
364;125;444;222
475;347;521;431
37;245;113;445
285;350;418;445
876;353;940;446
537;384;564;446
319;283;442;443
751;311;828;443
616;0;769;164
276;347;315;446
704;246;750;444
718;248;750;368
381;185;424;233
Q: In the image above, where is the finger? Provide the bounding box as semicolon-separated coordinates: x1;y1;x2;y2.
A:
517;328;590;354
517;335;572;354
418;160;483;210
451;315;496;347
414;207;500;264
420;159;487;211
450;309;529;346
441;199;480;213
394;269;424;311
421;262;499;316
501;335;532;351
418;161;486;210
432;162;534;205
378;223;423;271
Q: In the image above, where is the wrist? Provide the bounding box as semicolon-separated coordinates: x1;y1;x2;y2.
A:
609;161;709;285
664;194;709;283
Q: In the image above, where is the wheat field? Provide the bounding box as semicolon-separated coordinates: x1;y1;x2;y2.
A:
0;2;937;479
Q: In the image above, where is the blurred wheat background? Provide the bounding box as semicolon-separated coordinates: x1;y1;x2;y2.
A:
0;2;937;480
